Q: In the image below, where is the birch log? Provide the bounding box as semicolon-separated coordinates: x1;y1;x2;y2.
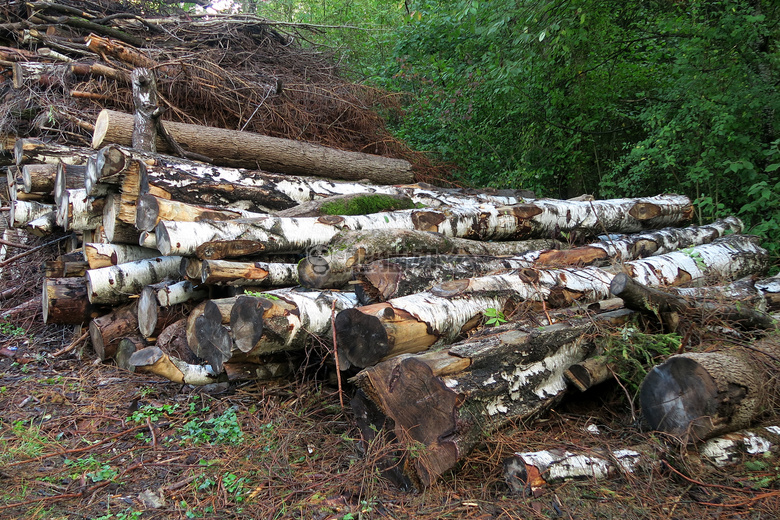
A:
157;195;693;258
54;163;87;208
21;163;57;194
92;109;415;184
298;228;561;289
84;242;161;269
200;259;299;287
135;194;264;232
639;336;780;442
337;235;769;369
27;212;58;236
85;256;183;305
57;189;104;231
351;309;633;489
10;200;54;227
102;193;140;244
130;346;222;385
14;138;93;167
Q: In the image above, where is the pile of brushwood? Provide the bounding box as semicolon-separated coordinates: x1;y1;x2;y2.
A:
1;0;780;497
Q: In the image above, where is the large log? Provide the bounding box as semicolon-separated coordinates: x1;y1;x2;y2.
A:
336;235;769;370
89;303;138;361
157;195;693;258
298;228;561;289
352;308;634;489
85;255;183;305
91;109;415;184
134;194;265;232
639;336;780;443
349;218;742;299
14;138;93;167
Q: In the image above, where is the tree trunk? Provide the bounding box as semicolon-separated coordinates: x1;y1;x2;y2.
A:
91;109;415;184
158;195;692;259
85;255;183;305
200;259;299;287
639;336;780;443
298;228;560;289
89;303;139;361
185;297;238;371
84;242;161;269
131;68;159;152
42;276;106;324
337;235;769;370
610;273;776;332
564;356;614;392
10;200;54;227
352;308;633;489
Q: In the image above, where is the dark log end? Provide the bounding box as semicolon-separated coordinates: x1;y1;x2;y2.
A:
89;320;106;361
96;145;127;179
229;296;264;353
335;308;390;369
135;193;160;232
128;346;164;368
194;302;233;373
137;287;158;338
297;256;332;289
116;336;147;372
357;260;402;303
639;356;719;441
609;272;631;298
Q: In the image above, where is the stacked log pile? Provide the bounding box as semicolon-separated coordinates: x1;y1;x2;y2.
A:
1;2;779;493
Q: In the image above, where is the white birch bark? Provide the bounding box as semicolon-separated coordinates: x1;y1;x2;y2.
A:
156;280;208;307
84;243;162;269
200;259;299;287
27;211;57;236
85;256;183;305
10;200;55;227
129;346;220;386
157;195;692;258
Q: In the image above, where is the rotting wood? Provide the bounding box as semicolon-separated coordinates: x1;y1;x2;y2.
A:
129;346;222;385
42;276;106;324
92;109;415;184
639;336;780;443
131;67;159;153
351;308;634;489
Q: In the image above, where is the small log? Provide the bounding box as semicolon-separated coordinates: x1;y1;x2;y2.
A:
14;138;93;167
27;211;58;236
135;194;263;232
156;280;208;307
137;280;206;338
352;308;633;488
57;189;104;231
639;336;780;442
115;336;148;372
185;297;238;370
44;259;89;278
156;318;201;365
129;346;221;385
89;303;138;361
564;356;614;392
102;193;140;244
200;259;299;287
42;276;105;324
84;242;161;269
138;230;158;250
92;109;415;185
54;162;86;208
85;255;183;305
298;228;560;289
21;163;57;194
10;200;55;228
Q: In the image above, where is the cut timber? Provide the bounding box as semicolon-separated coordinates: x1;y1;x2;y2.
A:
156;319;201;365
354;219;742;302
92;109;415;184
14;138;93;167
54;163;87;208
131;68;159;152
503;447;644;495
201;259;299;287
639;336;780;442
564;356;614;392
57;189;104;231
102;193;140;244
699;426;780;467
156;280;208;307
85;255;183;305
42;276;106;324
135;194;263;232
44;259;89;278
89;303;138;361
10;200;54;227
158;195;692;258
137;280;206;338
351;309;633;488
298;228;560;289
21;163;57;193
129;346;221;385
84;242;161;269
115;336;147;372
337;235;769;369
12;61;68;88
610;273;777;331
276;192;416;218
185;297;238;371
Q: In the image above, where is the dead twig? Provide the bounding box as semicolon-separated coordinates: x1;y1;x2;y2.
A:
51;331;89;357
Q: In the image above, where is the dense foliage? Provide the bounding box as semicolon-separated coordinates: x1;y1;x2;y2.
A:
236;0;779;258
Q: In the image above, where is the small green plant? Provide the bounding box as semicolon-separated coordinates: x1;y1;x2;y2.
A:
244;290;280;300
180;407;243;445
599;326;680;393
483;308;507;326
65;455;119;483
129;403;180;423
93;509;143;520
680;247;707;271
0;320;26;337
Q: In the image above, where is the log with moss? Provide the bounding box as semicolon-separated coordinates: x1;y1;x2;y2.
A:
276;193;417;218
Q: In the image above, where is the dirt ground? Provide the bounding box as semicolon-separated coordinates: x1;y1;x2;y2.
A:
1;239;779;520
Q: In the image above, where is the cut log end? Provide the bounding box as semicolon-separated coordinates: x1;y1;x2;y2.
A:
137;286;159;338
335;308;390;369
229;296;264;353
135;193;160;232
297;257;334;289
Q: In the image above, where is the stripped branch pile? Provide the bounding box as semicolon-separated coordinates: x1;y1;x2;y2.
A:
1;1;779;494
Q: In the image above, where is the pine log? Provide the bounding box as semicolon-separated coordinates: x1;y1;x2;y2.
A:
84;242;161;269
92;109;415;184
639;336;780;443
85;255;183;305
610;273;777;332
298;228;561;289
200;259;299;287
135;194;263;232
129;346;222;385
10;200;55;227
352;308;634;489
21;163;57;194
42;276;106;324
337;235;769;369
157;195;692;259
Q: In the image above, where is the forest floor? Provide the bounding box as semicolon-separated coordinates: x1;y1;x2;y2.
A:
1;241;779;520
